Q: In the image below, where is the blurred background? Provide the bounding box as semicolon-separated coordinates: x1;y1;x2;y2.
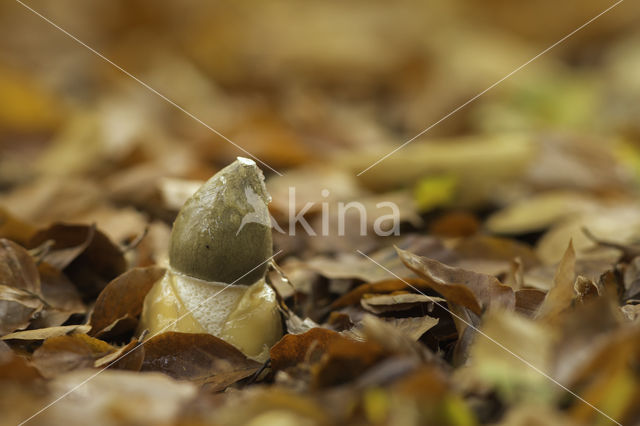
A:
2;0;640;264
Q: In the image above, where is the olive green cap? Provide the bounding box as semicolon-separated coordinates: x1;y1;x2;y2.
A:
169;157;273;285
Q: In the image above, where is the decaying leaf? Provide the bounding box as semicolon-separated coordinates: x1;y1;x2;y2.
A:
356;314;438;360
1;324;91;341
331;278;429;309
33;262;85;328
360;292;445;314
0;285;44;335
89;266;165;338
0;238;40;294
141;332;261;390
396;247;515;312
29;223;127;300
94;338;145;371
31;333;115;378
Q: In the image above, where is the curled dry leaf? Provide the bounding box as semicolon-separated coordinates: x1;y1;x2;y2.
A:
1;324;91;341
331;278;424;309
307;235;456;283
29;223;127;300
0;238;40;294
360;292;445;315
29;223;95;270
141;332;261;391
396;247;515;313
89;266;165;339
33;262;85;328
270;327;387;388
94;338;145;371
0;285;44;335
355;314;439;361
0;238;46;335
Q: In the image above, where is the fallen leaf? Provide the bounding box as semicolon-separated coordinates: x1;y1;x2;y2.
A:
357;314;439;357
89;266;165;338
0;238;40;294
271;327;364;372
94;338;145;371
32;333;115;378
360;292;445;315
0;285;44;335
514;289;546;317
29;223;127;300
312;337;387;388
29;223;95;270
307;235;456;283
380;316;440;341
32;262;85;328
141;332;261;390
1;325;91;341
331;278;424;309
396;247;515;312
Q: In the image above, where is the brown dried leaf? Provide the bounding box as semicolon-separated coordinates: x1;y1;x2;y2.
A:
270;327;388;387
89;266;165;338
271;327;362;372
32;333;115;378
394;254;483;315
1;324;91;341
32;262;85;328
29;223;127;300
313;335;387;388
94;338;145;371
397;246;515;313
360;292;445;315
0;285;44;335
29;223;95;270
141;332;260;390
0;238;40;294
356;314;439;358
331;279;421;309
515;289;546;317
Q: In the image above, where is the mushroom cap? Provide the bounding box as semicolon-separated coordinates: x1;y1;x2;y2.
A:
169;157;273;285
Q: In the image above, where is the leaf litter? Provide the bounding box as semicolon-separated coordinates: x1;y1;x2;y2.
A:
2;2;640;425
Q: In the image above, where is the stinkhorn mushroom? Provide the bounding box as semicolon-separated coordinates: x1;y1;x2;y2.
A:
138;157;282;361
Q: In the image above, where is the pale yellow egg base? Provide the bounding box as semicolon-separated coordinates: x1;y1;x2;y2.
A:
138;269;282;362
